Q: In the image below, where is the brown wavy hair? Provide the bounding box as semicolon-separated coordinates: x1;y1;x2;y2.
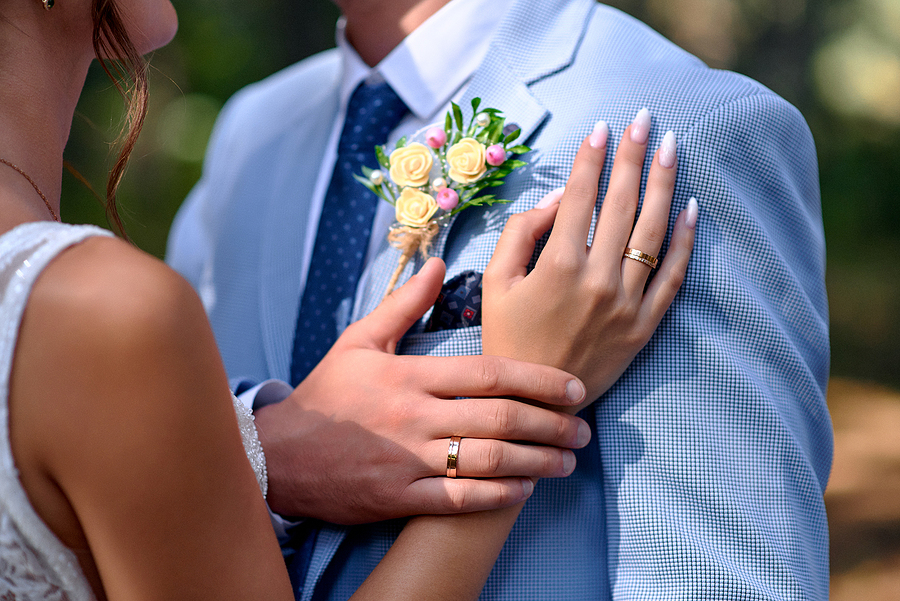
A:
90;0;148;238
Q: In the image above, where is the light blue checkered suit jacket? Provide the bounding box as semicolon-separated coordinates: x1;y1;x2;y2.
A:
168;1;832;598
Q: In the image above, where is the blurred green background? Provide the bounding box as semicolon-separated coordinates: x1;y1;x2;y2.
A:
63;0;900;595
64;0;900;391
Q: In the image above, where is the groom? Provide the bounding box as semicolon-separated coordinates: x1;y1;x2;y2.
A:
168;0;833;598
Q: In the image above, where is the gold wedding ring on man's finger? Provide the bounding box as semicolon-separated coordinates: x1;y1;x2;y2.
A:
623;247;659;269
447;436;461;478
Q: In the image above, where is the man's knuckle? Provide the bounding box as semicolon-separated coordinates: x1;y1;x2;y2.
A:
485;442;506;476
476;356;503;391
490;402;518;437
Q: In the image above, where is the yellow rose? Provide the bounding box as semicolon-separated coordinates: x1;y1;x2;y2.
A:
395;188;439;228
389;143;433;188
447;138;487;184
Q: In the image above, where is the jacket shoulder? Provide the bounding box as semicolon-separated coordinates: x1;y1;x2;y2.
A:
214;49;341;143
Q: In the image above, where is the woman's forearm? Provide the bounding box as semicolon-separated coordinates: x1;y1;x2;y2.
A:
351;504;525;600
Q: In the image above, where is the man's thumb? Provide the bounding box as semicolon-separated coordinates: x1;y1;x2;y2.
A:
356;258;446;352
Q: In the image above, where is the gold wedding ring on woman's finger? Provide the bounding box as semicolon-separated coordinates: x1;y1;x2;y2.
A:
446;436;461;478
623;247;659;269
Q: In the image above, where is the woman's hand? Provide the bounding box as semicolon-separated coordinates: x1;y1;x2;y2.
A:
482;109;698;409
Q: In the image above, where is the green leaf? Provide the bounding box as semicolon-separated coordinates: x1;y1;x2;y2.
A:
352;174;390;203
503;159;528;169
480;108;503;115
507;145;531;155
452;101;464;131
361;165;375;177
470;97;481;115
444;111;453;134
376;145;390;169
503;129;521;144
487;121;504;144
396;135;408;148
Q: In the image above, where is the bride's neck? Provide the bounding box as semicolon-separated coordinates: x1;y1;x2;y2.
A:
0;7;94;227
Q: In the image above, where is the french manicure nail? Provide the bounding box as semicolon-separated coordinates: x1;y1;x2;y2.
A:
630;107;651;144
536;186;565;209
589;120;609;149
685;197;699;229
566;379;586;403
659;130;677;168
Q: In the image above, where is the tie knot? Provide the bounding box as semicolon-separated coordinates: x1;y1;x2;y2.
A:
341;82;409;151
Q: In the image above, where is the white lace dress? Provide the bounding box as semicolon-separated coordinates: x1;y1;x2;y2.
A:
0;222;268;599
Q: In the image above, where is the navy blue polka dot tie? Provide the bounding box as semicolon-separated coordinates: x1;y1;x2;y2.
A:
289;82;408;385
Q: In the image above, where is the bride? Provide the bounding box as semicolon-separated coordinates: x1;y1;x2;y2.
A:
0;0;695;598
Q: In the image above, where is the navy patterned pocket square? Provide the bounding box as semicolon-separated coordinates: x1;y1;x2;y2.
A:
424;270;482;332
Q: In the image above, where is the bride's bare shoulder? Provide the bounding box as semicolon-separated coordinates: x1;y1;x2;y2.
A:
16;234;225;415
31;235;202;334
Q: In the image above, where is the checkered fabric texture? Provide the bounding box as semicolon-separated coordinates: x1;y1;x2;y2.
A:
168;0;832;599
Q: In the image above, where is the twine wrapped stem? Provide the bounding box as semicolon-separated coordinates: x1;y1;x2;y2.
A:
383;221;440;300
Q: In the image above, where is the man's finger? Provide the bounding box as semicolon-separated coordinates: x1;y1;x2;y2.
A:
424;397;591;449
405;354;586;407
422;437;577;479
349;257;446;352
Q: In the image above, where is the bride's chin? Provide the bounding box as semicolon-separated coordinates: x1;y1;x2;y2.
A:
122;0;179;56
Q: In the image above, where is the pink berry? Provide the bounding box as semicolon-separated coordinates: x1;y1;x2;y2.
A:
436;188;459;211
426;127;447;149
486;144;506;166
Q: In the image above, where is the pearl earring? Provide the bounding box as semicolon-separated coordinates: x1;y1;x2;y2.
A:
42;0;54;10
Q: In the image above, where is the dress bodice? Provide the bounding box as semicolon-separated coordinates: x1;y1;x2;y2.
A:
0;221;268;599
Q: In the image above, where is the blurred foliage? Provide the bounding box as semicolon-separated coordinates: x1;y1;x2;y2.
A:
62;0;900;387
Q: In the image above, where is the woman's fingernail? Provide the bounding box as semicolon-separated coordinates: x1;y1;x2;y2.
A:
685;197;699;229
589;120;609;149
630;107;651;144
659;130;677;168
566;379;586;403
536;187;565;209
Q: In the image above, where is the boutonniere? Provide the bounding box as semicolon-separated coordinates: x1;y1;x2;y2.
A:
355;98;531;299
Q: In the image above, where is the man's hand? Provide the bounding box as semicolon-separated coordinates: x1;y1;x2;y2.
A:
254;259;591;524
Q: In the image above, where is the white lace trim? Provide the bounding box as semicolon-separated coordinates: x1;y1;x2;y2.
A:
232;394;268;498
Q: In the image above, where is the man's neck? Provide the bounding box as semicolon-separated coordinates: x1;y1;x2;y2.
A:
337;0;452;67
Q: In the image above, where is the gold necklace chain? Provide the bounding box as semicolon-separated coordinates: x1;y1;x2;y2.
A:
0;158;60;222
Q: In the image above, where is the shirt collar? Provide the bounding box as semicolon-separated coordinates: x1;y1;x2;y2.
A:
336;0;516;122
